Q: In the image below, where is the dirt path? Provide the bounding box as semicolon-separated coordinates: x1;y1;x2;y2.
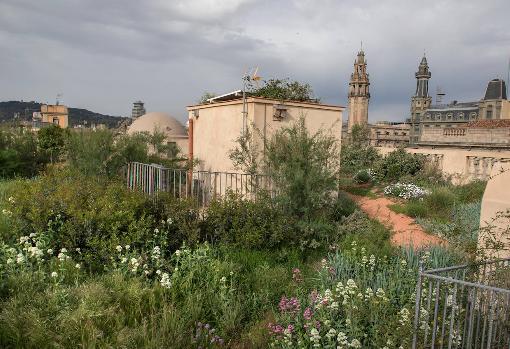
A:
350;194;445;249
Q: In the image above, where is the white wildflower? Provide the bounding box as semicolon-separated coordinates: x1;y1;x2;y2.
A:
116;245;122;252
349;339;362;348
51;271;58;278
160;272;171;288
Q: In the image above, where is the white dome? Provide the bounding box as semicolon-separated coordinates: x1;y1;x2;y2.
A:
127;112;187;137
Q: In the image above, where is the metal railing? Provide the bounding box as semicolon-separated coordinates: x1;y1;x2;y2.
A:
126;162;274;206
412;258;510;349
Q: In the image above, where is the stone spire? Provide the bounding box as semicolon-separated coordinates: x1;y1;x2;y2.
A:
347;49;370;132
415;55;431;98
410;55;433;144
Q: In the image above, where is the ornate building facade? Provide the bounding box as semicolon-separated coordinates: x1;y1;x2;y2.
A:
347;49;370;132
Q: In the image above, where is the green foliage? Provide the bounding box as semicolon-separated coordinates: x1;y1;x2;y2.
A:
423;186;455;213
353;169;371;184
202;192;293;249
328;192;357;221
250;78;317;102
340;126;380;174
0;127;46;178
197;92;217;104
268;244;458;348
3;169;200;270
37;124;68;163
264;117;340;221
0;240;317;348
66;129;171;177
374;148;425;181
228;127;261;175
349;123;370;145
452;180;486;203
336;210;395;257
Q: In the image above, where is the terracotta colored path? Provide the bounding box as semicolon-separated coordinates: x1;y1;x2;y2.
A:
349;194;445;248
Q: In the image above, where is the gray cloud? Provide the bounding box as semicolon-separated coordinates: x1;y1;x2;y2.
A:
1;0;509;123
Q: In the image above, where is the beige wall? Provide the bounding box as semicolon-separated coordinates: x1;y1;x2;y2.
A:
188;98;343;172
477;161;510;259
40;104;69;128
377;146;510;183
419;127;510;146
166;136;189;157
478;99;510;120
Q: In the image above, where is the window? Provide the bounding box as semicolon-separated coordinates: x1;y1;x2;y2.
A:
486;109;493;119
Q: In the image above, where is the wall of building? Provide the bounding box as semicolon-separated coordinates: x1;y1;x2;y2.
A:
419;127;510;146
477;160;510;259
376;146;510;183
40;104;69;128
189;98;343;173
369;124;410;147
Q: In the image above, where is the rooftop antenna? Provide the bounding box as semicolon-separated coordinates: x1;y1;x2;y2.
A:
436;86;445;104
241;67;262;135
56;93;63;105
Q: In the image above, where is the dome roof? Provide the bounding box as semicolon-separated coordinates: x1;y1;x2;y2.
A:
127;112;187;137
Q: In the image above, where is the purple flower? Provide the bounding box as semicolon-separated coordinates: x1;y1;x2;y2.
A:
268;323;285;335
279;296;301;314
287;324;294;333
303;307;313;320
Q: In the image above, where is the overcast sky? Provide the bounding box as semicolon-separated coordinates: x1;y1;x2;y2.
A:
1;0;509;123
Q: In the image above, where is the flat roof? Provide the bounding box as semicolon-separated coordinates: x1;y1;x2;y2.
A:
187;96;344;111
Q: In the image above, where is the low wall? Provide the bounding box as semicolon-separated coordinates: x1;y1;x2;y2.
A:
376;146;510;183
477;161;510;259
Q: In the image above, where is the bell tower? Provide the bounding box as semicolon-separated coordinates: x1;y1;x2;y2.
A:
410;55;432;143
347;48;370;132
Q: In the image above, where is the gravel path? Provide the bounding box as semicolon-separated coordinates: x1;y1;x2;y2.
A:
350;194;445;248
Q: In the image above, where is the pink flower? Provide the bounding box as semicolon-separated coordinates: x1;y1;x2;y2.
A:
268;323;285;335
279;296;301;314
303;307;313;320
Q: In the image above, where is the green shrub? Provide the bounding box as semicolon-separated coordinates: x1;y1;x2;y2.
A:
329;192;357;221
341;146;381;174
3;168;199;270
353;169;371;184
453;180;487;203
336;210;395;257
201;192;294;249
0;127;48;178
404;200;428;218
375;148;425;181
424;187;455;214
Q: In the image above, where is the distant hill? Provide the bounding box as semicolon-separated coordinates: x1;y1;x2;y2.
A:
0;101;129;128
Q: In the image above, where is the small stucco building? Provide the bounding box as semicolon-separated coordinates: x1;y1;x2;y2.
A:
127;112;188;155
187;97;344;172
32;104;69;129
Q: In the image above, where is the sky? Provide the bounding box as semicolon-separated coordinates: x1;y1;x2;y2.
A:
1;0;509;123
